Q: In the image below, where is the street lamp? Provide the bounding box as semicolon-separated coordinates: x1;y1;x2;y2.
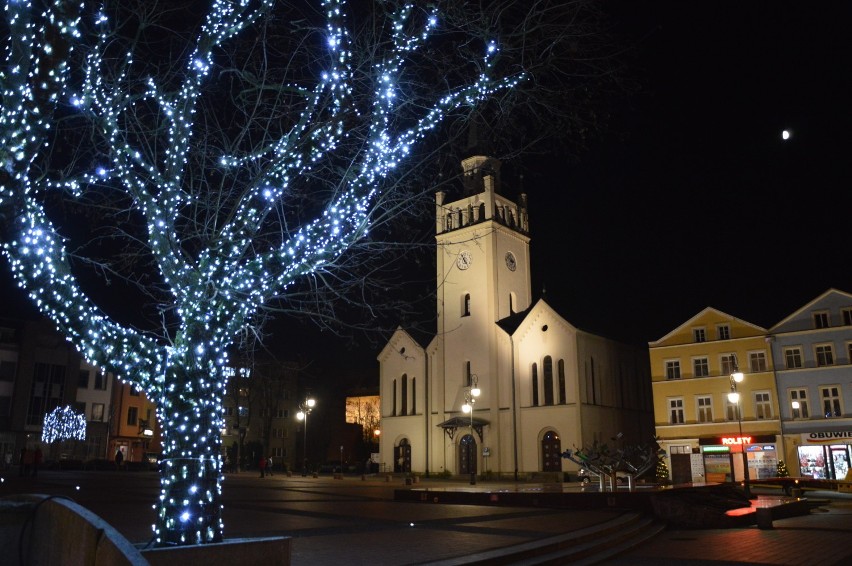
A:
296;397;316;476
461;375;481;485
727;355;751;497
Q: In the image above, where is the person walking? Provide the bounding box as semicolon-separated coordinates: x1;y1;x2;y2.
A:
115;448;124;470
266;456;273;476
19;447;28;477
259;455;267;478
31;446;43;477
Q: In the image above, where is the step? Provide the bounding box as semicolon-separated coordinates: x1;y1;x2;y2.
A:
420;512;652;566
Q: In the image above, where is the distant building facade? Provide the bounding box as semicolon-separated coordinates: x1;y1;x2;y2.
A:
649;308;781;484
769;289;852;480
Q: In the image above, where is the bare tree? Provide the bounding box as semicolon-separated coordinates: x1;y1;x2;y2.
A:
1;0;524;545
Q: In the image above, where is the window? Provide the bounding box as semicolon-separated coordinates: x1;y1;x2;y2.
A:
27;362;65;426
465;361;472;387
130;387;140;396
273;447;283;458
821;386;842;418
665;360;681;380
790;389;809;419
720;354;736;376
716;325;731;340
401;374;408;416
696;396;713;423
813;311;830;329
127;406;138;426
91;403;105;422
238;406;248;417
0;360;15;381
272;428;284;438
224;406;234;416
531;363;539;406
392;379;397;416
275;408;288;418
94;372;106;390
543;356;554;405
557;359;566;404
693;328;706;343
815;344;834;367
784;347;803;369
843;308;852;326
693;357;709;378
726;397;740;421
0;396;10;417
848;343;852;365
749;352;767;372
755;391;772;419
669;398;684;424
462;293;471;317
78;370;89;388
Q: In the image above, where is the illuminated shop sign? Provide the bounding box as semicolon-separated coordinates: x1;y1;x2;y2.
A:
802;431;852;444
699;434;775;446
721;436;751;445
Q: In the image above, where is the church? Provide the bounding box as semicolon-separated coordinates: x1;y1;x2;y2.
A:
377;154;653;479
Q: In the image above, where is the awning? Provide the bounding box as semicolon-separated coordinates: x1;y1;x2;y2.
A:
436;416;489;441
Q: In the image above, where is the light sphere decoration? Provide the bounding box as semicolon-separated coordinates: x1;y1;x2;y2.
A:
0;0;519;547
782;129;791;140
42;405;87;444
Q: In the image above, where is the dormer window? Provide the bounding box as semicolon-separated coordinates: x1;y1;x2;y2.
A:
813;311;830;329
693;328;706;343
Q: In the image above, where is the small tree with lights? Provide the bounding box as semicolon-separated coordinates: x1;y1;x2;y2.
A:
656;457;670;483
0;0;523;546
776;461;789;478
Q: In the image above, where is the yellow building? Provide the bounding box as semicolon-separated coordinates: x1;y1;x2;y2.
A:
649;308;781;484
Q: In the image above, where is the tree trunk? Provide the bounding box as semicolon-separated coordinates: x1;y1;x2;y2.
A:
154;364;224;546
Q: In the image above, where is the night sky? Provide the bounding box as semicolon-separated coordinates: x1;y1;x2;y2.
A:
527;1;852;346
2;2;850;388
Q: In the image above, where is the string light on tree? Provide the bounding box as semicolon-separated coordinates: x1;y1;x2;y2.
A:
42;405;87;444
1;0;519;547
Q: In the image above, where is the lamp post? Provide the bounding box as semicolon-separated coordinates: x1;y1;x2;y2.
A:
727;355;751;497
296;397;316;476
461;375;481;485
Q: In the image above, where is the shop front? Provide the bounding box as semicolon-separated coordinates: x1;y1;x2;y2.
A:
699;434;778;482
797;431;852;480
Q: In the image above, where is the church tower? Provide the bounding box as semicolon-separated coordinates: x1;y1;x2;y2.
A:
432;155;531;475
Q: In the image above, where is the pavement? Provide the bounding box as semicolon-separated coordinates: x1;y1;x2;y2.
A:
1;468;851;565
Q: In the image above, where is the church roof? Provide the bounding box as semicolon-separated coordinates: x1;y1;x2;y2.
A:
495;305;534;334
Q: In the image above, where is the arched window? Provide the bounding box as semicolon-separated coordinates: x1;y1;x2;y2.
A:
411;377;416;414
465;361;472;387
392;379;397;416
558;359;566;404
543;356;554;405
478;202;486;221
401;373;408;416
531;363;539;406
462;293;471;317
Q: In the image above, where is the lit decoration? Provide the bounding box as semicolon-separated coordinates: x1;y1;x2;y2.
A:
42;405;87;444
0;0;520;546
655;457;669;482
776;461;789;478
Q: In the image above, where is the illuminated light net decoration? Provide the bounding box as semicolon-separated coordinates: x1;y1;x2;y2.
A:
0;0;520;546
42;405;87;444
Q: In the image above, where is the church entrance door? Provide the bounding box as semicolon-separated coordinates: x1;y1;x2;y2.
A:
459;434;476;476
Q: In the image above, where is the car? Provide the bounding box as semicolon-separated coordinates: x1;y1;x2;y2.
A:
578;467;629;485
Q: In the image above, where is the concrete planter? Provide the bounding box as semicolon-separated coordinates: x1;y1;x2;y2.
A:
1;494;291;566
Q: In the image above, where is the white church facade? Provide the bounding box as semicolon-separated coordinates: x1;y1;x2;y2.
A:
377;155;653;479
